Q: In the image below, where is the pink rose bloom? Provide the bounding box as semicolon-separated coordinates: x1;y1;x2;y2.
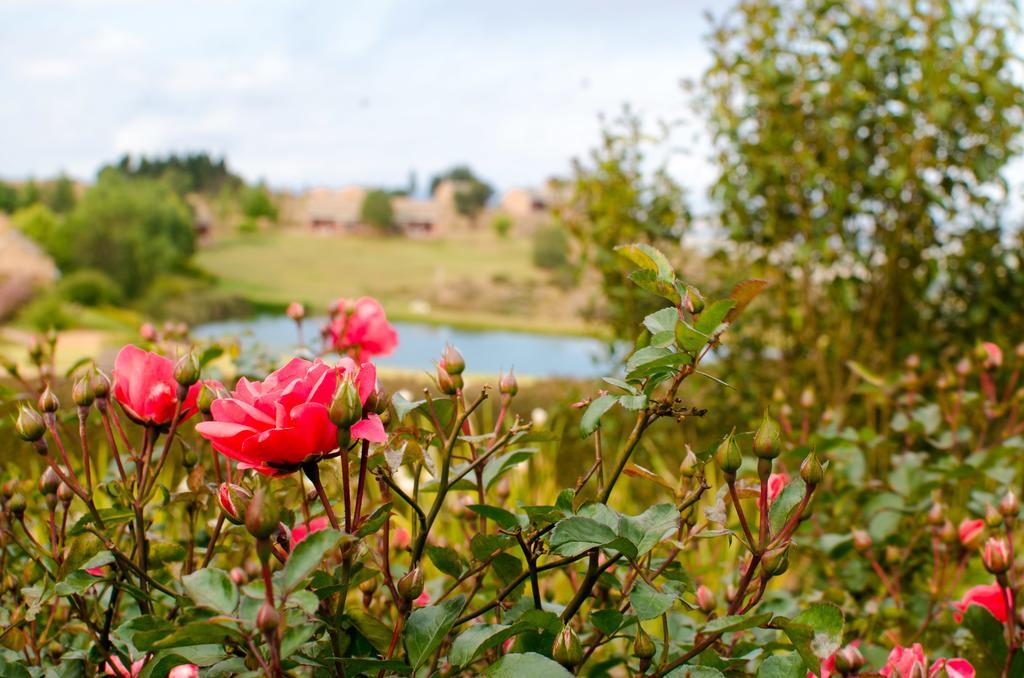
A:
414;590;431;607
196;357;386;476
139;323;157;341
929;658;975;678
393;527;411;549
329;297;398;360
765;473;789;504
953;583;1010;623
880;644;927;677
168;666;200;678
291;516;331;549
958;518;985;548
980;342;1003;370
105;656;145;677
112;345;204;428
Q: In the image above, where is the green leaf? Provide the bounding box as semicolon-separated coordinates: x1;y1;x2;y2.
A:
403;595;465;670
427;545;467;579
694;299;736;336
348;610;395;655
644;307;680;335
450;623;528;669
483;652;573;677
630;579;676;620
181;568;238;615
629;269;682;304
580;395;618;438
69;507;134;536
675;319;708;354
724;279;768;323
961;603;1008;675
483;449;538;490
548;517;617;557
618;394;648;411
756;654;805;678
149;622;244;650
590;609;625;635
617;504;679;558
392;392;425;421
768;480;806;535
137;653;196;678
615;243;674;279
355;503;392;538
776;604;844;674
281;528;345;592
468;504;525;531
626;346;672;373
55;570;102;597
625;351;693;382
702;612;773;634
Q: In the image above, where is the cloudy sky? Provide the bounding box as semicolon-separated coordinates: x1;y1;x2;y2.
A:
0;0;717;199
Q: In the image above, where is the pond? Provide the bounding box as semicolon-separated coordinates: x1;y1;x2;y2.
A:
193;316;620;378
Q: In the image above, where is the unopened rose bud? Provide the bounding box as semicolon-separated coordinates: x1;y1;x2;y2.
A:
57;481;74;506
359;577;378;594
91;371;111;400
441;344;465;375
926;501;944;526
397;566;424;601
70;376;95;408
140;323;157;341
39;466;61;495
679;447;699;478
15;405;46;442
983;537;1012;574
9;493;26;517
219;483;253;526
363;381;388;416
499;369;518;397
28;336;45;365
173;351;201;389
799;387;814;409
955;357;971;377
256;602;280;633
852;529;872;552
38;386;59;414
977;342;1003;370
286;302;305;322
197;383;217;416
329;378;362;428
939;520;957;544
436;364;459;395
753;410;781;460
683;285;705;315
834;644;866;673
695;585;715;613
761;546;790;577
244;489;280;540
986;504;1003;528
182;450;199;469
230;567;247;585
552;626;583;667
715;430;742;476
1000;490;1019;519
800;451;824;486
905;354;920;370
958;518;985;549
630;627;656;665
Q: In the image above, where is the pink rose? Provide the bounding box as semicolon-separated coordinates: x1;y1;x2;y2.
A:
414;590;431;607
328;297;398;360
112;345;204;428
880;644;927;677
104;656;145;677
766;473;789;504
953;583;1010;623
958;519;985;548
168;665;200;678
929;658;975;678
980;342;1003;370
196;357;386;476
291;516;331;549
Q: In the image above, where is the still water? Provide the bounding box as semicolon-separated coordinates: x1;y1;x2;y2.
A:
194;316;619;378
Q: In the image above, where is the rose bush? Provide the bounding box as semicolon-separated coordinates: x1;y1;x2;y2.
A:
0;244;1018;676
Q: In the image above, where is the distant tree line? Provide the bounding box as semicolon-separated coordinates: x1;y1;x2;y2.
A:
101;151;243;196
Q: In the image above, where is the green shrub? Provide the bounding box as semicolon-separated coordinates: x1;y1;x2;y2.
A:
17;291;72;331
532;225;569;270
57;269;123;307
492;214;512;238
140;275;250;324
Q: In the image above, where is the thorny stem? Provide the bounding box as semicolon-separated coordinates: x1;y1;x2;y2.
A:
303;462;341;531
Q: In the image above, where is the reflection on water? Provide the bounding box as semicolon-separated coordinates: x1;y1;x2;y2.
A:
194;316;620;378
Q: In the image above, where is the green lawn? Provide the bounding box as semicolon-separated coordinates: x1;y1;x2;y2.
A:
196;230;599;336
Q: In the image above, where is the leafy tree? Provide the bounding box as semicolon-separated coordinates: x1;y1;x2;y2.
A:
46;174;76;213
0;181;18;213
19;179;41;208
701;0;1024;399
492;214;512;239
11;203;61;252
54;172;195;297
430;165;494;225
555;109;689;340
103;152;243;195
360;189;396;233
532;225;569;270
240;182;278;221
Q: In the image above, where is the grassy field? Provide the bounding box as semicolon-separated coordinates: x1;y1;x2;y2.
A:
196;230;600;336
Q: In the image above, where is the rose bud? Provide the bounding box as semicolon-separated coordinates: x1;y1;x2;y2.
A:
56;482;73;506
835;644;866;673
632;626;656;661
71;377;95;408
800;451;824;486
679;447;699;478
219;483;253;525
752;410;781;459
244;489;280;540
436;363;459;395
397;566;424;601
939;520;957;544
286;302;305;322
959;518;986;549
139;322;157;341
761;546;790;578
715;430;742;476
197;383;218;416
91;370;111;400
441;344;465;375
15;405;46;442
986;504;1003;528
799;387;815;409
359;577;378;594
499;370;518;397
38;386;59;414
168;665;200;678
230;567;247;585
978;342;1003;370
256;602;280;634
173;351;201;389
955;357;971;376
363;380;388;415
39;467;61;495
905;353;921;370
329;378;362;428
695;585;716;613
28;336;45;365
1000;490;1020;519
852;529;872;552
926;501;944;526
9;493;26;518
983;537;1011;575
552;626;583;668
